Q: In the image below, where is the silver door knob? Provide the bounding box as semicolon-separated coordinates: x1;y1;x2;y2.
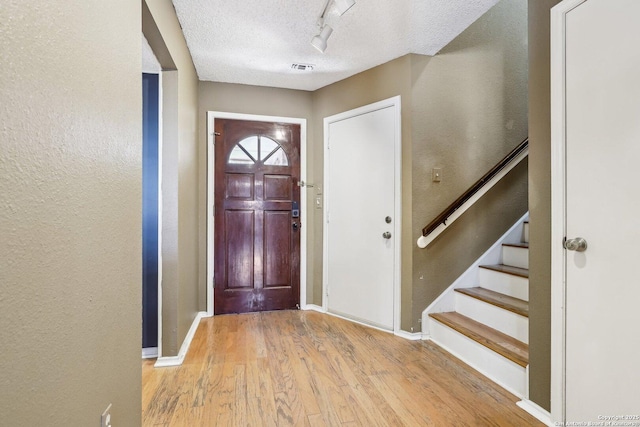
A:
382;232;392;239
564;237;587;252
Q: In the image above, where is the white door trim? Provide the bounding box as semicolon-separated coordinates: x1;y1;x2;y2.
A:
156;71;164;357
322;96;402;334
206;111;308;316
550;0;587;423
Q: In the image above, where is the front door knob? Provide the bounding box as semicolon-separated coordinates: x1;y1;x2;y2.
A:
564;237;587;252
382;232;392;239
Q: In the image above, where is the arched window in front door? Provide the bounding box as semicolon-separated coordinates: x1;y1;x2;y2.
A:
228;135;289;166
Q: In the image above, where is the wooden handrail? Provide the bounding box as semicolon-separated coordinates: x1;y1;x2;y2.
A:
421;137;529;237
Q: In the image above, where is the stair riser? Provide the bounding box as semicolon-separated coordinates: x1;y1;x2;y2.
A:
478;269;529;301
455;293;529;344
502;246;529;269
523;223;529;244
429;319;527;398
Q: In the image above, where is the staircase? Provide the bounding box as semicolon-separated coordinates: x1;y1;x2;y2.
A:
424;216;530;398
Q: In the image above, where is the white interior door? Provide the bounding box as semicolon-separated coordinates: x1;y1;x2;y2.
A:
324;98;400;331
562;0;640;421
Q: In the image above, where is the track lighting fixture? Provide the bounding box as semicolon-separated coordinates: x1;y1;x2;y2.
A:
311;24;333;53
333;0;355;16
310;0;355;53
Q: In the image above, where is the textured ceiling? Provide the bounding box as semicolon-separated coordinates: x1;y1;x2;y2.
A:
172;0;500;91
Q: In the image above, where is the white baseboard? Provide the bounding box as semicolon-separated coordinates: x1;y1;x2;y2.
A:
141;347;158;359
394;330;424;341
305;305;424;341
516;399;552;426
301;304;325;313
325;310;395;335
154;355;182;368
154;311;206;368
304;305;424;341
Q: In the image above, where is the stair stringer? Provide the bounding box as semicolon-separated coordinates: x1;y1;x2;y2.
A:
421;212;529;338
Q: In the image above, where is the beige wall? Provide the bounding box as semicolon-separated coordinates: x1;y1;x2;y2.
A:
410;0;529;331
197;82;314;303
0;1;142;425
528;0;561;412
145;0;201;356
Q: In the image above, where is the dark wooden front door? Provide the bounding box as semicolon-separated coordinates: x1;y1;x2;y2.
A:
214;119;300;314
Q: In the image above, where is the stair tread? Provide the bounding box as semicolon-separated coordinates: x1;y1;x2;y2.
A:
502;242;529;249
480;264;529;278
455;287;528;317
429;312;529;367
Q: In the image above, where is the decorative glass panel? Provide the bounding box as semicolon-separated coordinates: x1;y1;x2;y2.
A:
260;137;279;160
239;136;259;161
264;147;289;166
229;146;254;164
228;135;289;166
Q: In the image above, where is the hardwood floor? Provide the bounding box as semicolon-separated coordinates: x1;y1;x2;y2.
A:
142;310;544;426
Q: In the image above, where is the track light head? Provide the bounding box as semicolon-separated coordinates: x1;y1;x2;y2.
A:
310;0;355;53
311;24;333;53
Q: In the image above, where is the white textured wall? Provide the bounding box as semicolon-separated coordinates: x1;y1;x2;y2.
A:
0;1;142;425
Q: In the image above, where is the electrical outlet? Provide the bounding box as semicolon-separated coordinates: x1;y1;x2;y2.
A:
101;404;112;427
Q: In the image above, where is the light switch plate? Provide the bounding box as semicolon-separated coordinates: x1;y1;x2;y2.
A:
432;168;442;182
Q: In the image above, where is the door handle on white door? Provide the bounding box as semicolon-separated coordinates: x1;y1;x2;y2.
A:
382;232;392;239
564;237;587;252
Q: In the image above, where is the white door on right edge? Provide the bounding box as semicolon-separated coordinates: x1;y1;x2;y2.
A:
564;0;640;422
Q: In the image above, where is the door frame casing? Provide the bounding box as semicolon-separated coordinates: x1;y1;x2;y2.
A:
550;0;587;423
206;112;307;315
322;96;402;334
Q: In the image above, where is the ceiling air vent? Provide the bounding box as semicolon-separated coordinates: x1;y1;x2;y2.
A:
291;63;314;72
